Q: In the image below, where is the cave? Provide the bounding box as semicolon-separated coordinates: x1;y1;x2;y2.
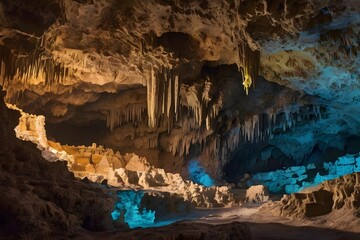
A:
1;1;360;240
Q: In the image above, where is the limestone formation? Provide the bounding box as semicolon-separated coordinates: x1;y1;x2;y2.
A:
245;185;269;203
0;0;360;238
0;90;117;239
278;173;360;218
8;103;234;208
0;0;358;182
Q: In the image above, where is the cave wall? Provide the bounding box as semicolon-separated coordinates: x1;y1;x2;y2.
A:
0;89;117;239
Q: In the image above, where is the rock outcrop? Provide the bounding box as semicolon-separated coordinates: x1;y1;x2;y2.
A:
9;102;235;208
245;185;269;203
278;173;360;218
0;90;117;239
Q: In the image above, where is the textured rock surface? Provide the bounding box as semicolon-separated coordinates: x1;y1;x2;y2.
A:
251;153;360;194
1;0;360;238
1;0;359;183
9;103;234;208
0;90;117;239
277;173;360;218
245;185;269;203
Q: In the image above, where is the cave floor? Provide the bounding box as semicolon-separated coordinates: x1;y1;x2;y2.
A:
51;203;360;240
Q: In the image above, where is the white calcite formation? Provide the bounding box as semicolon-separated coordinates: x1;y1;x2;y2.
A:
6;104;49;149
8;104;234;208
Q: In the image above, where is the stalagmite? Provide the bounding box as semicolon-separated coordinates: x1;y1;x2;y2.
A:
8;103;234;208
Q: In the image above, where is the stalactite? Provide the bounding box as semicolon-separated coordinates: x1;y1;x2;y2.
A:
148;136;158;149
106;104;146;131
238;42;260;95
202;80;211;107
174;75;179;120
205;104;326;167
159;123;209;158
147;66;157;128
237;104;326;145
0;45;72;88
179;82;223;131
145;66;180;131
209;93;223;120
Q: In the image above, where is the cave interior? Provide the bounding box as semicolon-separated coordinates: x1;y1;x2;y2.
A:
1;0;360;239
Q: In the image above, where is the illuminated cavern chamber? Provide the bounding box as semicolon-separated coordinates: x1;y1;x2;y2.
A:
1;1;360;236
7;82;360;228
3;46;360;229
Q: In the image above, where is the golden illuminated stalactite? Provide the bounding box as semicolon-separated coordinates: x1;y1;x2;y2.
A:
238;42;260;95
145;66;180;131
242;69;252;95
106;66;182;132
0;45;72;89
174;75;179;119
146;66;157;128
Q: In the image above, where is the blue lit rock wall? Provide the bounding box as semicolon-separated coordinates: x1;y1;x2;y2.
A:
188;159;215;187
111;190;155;228
251;153;360;194
111;190;193;229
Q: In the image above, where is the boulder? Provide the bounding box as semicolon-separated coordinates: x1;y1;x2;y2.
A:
245;185;269;203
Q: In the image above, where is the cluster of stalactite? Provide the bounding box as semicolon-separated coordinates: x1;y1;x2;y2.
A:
105;67;223;134
146;66;180;131
148;78;224;157
0;45;72;88
159;126;209;157
106;104;146;132
320;27;359;60
179;81;223;130
238;42;260;95
213;104;326;164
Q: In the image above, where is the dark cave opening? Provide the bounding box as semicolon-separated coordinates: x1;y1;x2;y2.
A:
46;119;107;146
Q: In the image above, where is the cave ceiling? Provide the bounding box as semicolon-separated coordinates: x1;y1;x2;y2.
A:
0;0;360;178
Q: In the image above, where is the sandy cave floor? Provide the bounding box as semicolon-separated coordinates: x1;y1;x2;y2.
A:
52;202;360;240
